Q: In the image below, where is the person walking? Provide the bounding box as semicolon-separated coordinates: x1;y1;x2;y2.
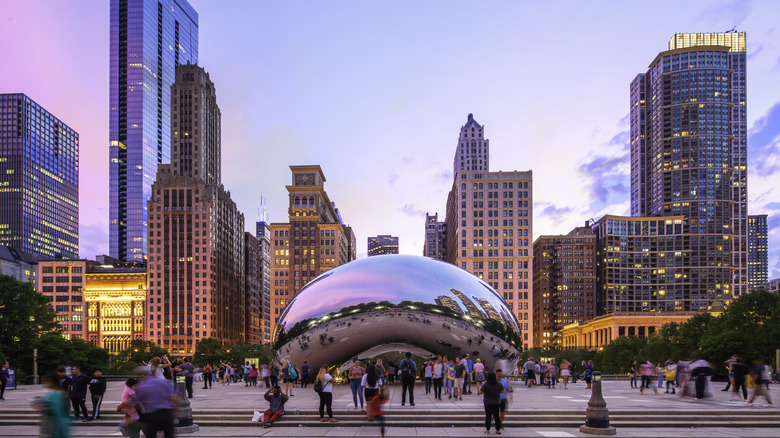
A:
747;358;773;407
88;369;106;420
400;352;417;406
664;360;677;394
478;371;504;435
260;363;271;388
348;359;366;411
432;356;444;400
690;359;713;400
731;358;749;402
249;364;259;387
135;370;177;438
362;364;382;420
0;361;9;401
70;365;91;421
202;363;213;389
36;374;70;438
473;358;486;391
639;360;658;395
315;366;338;423
369;388;389;438
116;377;142;438
174;357;195;398
261;386;289;428
560;359;571;389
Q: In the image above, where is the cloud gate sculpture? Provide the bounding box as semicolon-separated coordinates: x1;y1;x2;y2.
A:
274;255;522;375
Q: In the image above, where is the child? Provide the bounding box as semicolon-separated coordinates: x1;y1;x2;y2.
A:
115;378;140;437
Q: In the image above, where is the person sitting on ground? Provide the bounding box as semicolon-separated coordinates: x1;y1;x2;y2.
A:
261;385;289;428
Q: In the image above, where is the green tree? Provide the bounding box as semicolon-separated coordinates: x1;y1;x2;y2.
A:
110;340;168;374
0;275;58;347
596;335;647;373
194;337;226;366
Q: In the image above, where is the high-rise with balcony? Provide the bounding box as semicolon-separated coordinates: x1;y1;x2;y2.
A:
146;65;246;354
367;235;399;256
631;32;748;307
444;114;533;349
747;214;768;291
0;93;78;259
110;0;198;262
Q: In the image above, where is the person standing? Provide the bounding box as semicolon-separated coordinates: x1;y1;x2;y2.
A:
400;352;417;406
453;356;466;401
496;368;513;424
70;365;91;421
135;371;177;438
315;366;338;423
362;365;382;420
301;361;310;388
664;360;677;394
523;357;535;387
55;367;72;417
348;359;366;411
281;360;297;397
583;360;594;389
242;362;252;387
473;358;486;392
464;354;474;395
478;371;504;435
560;359;571;389
732;358;749;402
0;361;9;401
446;358;456;399
432;356;444;400
260;363;271;388
375;359;386;386
202;363;213;389
174;357;195;398
423;360;433;394
269;362;279;388
249;364;259;387
36;374;70;438
629;360;638;389
88;369;107;420
261;386;288;428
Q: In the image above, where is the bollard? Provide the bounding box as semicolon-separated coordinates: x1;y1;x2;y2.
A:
580;371;616;435
174;374;200;433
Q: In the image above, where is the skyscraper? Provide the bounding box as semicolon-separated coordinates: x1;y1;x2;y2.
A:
367;235;399;256
268;165;356;337
423;213;447;261
444;114;533;349
146;65;246;353
747;214;768;291
0;93;78;259
256;219;272;345
631;32;748;305
110;0;198;262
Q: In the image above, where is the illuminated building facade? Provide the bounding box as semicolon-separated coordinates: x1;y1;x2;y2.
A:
444;115;533;349
84;262;147;354
367;235;399;256
146;65;246;354
631;33;748;302
560;313;697;350
38;259;88;340
591;214;729;314
109;0;198;262
532;226;596;349
268;165;356;338
0;93;79;259
747;214;768;291
424;213;447;261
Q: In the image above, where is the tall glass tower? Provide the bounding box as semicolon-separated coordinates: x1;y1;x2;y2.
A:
630;33;748;308
109;0;198;261
0;94;79;259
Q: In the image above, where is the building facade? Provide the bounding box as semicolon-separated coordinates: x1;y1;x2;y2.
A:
367;235;399;256
146;65;246;354
268;165;356;338
768;278;780;294
109;0;198;262
747;214;768;291
0;93;79;259
631;33;748;303
256;220;272;345
560;313;697;350
0;245;38;285
244;232;262;345
423;213;447;261
532;226;596;349
38;259;88;341
453;113;489;176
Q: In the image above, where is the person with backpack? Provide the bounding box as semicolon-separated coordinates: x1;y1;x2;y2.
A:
399;352;417;406
281;360;297;397
314;366;338;423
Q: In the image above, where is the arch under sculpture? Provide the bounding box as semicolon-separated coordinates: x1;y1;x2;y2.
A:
274;255;522;376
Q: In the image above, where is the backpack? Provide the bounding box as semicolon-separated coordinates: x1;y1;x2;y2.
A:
313;379;323;394
400;359;411;376
288;365;298;380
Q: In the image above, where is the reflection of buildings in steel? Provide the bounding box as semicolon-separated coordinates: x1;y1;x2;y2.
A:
273;254;522;376
449;288;487;319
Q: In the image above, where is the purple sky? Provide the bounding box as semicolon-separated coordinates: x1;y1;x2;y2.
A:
1;1;779;279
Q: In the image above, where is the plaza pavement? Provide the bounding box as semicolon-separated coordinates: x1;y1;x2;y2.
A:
0;378;777;437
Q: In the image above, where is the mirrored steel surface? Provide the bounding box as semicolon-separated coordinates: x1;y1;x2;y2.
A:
274;255;522;375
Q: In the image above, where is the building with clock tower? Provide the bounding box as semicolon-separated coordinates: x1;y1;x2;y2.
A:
268;165;356;338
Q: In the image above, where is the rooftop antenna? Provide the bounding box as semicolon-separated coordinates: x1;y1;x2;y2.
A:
258;194;269;223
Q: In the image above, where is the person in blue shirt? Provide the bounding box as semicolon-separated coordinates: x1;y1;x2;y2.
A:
135;371;177;438
496;368;513;423
463;355;475;395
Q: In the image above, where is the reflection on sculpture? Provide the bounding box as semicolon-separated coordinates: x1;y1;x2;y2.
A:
274;255;522;375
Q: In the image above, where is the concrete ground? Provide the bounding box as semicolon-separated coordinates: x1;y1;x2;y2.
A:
1;378;777;437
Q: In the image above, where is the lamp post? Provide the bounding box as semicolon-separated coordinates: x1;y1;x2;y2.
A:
580;371;616;435
174;372;199;433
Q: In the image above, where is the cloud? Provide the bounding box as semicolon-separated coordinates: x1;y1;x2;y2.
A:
79;222;108;259
400;203;426;218
387;173;398;187
766;202;780;210
748;103;780;177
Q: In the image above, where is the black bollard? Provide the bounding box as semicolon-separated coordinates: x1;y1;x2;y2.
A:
580;371;616;435
174;374;200;433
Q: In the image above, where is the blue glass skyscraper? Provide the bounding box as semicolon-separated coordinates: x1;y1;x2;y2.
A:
0;93;79;259
109;0;198;261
